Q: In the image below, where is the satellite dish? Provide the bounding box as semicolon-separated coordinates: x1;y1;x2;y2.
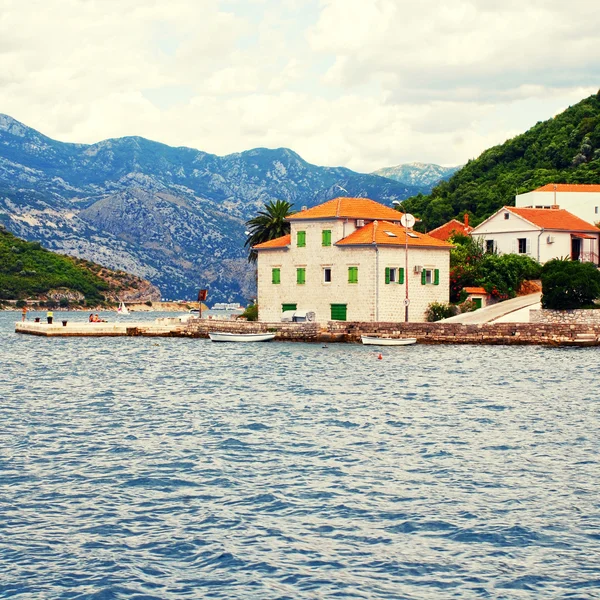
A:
400;213;415;228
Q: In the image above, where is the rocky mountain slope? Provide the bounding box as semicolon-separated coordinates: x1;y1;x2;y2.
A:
0;115;420;302
372;162;461;192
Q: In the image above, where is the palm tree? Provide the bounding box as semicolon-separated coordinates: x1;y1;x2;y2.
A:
245;199;294;263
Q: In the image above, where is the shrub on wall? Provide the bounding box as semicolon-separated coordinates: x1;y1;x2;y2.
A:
541;259;600;309
425;302;458;322
239;304;258;321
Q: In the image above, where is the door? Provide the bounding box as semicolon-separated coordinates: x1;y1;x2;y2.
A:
571;237;581;261
330;304;347;321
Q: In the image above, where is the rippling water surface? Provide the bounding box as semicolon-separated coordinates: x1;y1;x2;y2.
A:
2;311;600;599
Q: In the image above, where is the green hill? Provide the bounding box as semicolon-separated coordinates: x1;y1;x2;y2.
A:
402;90;600;230
0;226;158;306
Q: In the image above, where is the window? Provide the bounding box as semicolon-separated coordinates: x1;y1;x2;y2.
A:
271;268;281;284
297;231;306;247
596;207;599;215
322;230;332;246
486;240;495;253
282;303;297;312
504;213;510;220
518;238;527;254
348;266;358;284
296;267;306;284
386;267;405;284
323;267;332;283
421;268;440;285
330;304;347;321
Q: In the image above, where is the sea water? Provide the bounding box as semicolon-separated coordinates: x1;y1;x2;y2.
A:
1;311;600;599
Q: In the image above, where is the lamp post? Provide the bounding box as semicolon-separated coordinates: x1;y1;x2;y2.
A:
393;201;414;322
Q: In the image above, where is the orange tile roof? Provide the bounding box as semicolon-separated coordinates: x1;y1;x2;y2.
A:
336;221;453;248
288;197;403;221
253;234;291;249
506;207;600;232
428;219;473;241
464;287;487;295
534;184;600;193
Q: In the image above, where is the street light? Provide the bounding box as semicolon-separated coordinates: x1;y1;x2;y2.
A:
393;201;415;322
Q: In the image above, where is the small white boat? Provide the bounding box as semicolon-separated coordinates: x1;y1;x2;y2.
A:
117;301;129;315
361;336;417;346
208;332;276;342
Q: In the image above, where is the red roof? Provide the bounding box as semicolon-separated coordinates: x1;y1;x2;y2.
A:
288;197;402;221
428;219;473;241
336;220;453;248
534;184;600;193
464;287;487;295
253;234;291;249
506;207;600;232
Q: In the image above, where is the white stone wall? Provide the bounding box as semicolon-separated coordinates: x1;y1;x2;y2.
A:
516;191;600;225
256;219;450;323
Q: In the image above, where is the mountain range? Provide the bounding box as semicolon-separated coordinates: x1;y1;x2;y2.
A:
0;114;435;302
372;162;461;192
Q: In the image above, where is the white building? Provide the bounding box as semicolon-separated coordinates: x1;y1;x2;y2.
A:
516;184;600;225
470;206;600;264
253;197;453;323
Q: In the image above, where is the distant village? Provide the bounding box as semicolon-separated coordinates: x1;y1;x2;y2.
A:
252;184;600;323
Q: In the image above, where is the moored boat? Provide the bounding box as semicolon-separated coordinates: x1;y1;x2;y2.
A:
361;336;416;346
208;332;276;342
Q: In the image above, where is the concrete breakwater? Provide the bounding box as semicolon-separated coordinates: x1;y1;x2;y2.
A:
15;317;600;345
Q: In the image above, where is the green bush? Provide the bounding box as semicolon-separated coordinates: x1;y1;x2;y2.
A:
145;300;153;306
15;299;27;308
59;298;70;308
541;259;600;309
425;302;458;322
240;304;258;321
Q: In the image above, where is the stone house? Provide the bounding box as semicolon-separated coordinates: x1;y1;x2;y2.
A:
428;214;473;241
253;197;453;323
470;206;600;264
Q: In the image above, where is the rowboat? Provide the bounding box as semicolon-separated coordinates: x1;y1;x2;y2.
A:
361;336;417;346
208;332;276;342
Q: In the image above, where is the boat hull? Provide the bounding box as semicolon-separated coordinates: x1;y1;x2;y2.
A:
208;332;276;342
361;336;417;346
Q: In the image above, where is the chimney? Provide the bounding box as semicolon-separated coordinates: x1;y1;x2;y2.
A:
301;205;307;211
551;204;560;210
464;213;469;227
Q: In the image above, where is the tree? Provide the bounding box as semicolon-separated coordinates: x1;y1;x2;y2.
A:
541;259;600;309
244;200;294;263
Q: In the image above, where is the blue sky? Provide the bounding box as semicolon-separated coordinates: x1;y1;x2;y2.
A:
1;0;598;172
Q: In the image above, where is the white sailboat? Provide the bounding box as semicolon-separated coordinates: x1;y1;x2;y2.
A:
117;301;129;315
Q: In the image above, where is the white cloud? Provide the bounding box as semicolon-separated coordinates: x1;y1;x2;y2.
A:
0;0;598;173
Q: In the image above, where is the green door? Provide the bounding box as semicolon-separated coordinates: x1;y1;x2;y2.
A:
282;303;297;312
330;303;347;321
473;298;482;309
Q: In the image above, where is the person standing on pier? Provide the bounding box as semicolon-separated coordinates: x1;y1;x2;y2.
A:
47;310;53;324
21;306;27;322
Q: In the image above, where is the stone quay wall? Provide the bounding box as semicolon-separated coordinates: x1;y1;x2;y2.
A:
530;308;600;325
185;318;600;346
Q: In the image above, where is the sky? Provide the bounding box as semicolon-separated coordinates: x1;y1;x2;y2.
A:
0;0;599;173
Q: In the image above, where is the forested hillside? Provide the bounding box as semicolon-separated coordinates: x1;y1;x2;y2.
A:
0;227;159;305
402;91;600;230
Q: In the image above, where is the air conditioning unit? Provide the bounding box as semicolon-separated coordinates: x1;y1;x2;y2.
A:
547;235;555;244
414;265;423;273
356;219;365;227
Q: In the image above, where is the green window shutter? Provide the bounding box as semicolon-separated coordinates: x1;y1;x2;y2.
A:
282;303;297;312
330;304;347;321
434;269;440;285
348;266;358;283
297;231;306;247
385;267;390;284
399;268;404;284
272;268;280;284
297;267;305;284
421;270;427;285
322;230;331;246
